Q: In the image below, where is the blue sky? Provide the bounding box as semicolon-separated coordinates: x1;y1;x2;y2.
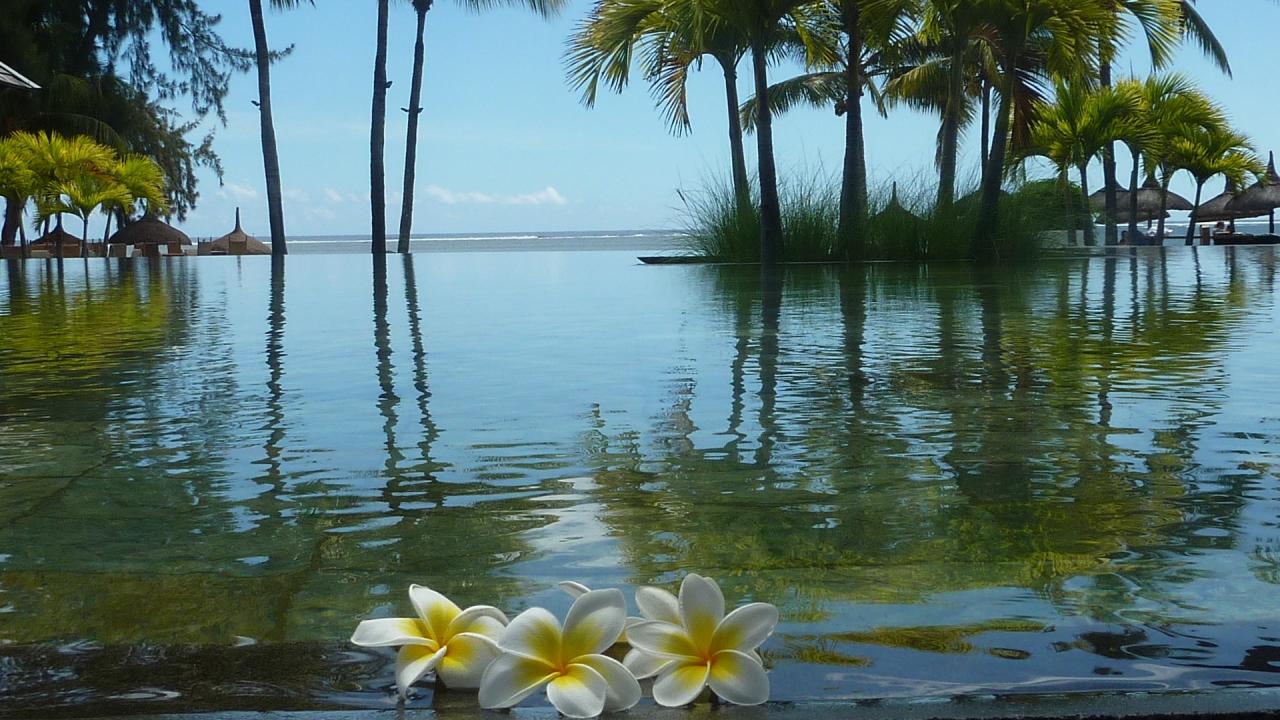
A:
178;0;1271;238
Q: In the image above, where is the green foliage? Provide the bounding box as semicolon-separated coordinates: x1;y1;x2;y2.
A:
1;131;169;240
680;173;1060;262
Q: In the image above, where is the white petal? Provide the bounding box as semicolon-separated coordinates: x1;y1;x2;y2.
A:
678;574;725;650
547;664;608;719
446;605;509;640
623;647;674;680
478;652;558;709
350;618;434;648
652;660;711;707
625;620;699;661
559;581;591;598
437;632;501;689
562;588;627;660
709;649;769;705
395;644;446;697
636;586;681;624
711;602;778;654
499;606;562;663
408;585;461;643
574;654;642;712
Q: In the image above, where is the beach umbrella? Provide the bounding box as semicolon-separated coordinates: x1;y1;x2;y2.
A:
874;183;921;223
30;221;81;256
1087;182;1130;212
1226;151;1280;232
1131;175;1193;213
1195;178;1256;224
201;208;270;256
108;214;192;247
0;60;40;89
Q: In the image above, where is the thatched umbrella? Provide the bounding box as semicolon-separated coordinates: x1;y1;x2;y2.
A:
874;183;922;223
1132;175;1193;213
1226;151;1280;233
109;215;192;248
201;208;270;256
0;60;40;89
30;220;81;257
1088;182;1130;212
1195;178;1256;233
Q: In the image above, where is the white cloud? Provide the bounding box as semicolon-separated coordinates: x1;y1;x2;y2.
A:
424;184;568;207
284;188;311;203
324;188;345;203
217;180;258;202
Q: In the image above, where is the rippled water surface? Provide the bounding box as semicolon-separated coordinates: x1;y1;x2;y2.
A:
1;248;1279;715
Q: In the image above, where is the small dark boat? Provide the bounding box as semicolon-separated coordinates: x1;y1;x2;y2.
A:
638;256;713;265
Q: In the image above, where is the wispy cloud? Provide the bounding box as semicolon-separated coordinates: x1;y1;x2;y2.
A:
424;185;568;207
284;188;312;203
218;180;259;202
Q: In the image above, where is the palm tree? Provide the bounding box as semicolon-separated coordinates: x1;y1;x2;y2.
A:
103;154;168;241
566;0;754;211
1125;74;1221;241
372;0;391;257
399;0;566;254
970;0;1109;258
1095;0;1179;245
9;131;116;257
42;173;133;254
0;138;36;254
713;0;832;263
1021;79;1148;246
1166;125;1258;244
917;0;989;208
249;0;312;258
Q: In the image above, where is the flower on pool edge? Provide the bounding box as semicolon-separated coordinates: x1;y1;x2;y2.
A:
350;584;508;697
623;573;778;707
479;588;642;718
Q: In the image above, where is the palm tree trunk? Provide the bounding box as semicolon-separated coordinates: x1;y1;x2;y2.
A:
718;55;752;212
1064;178;1077;247
1;198;19;246
980;79;991;173
1156;172;1171;244
249;0;288;256
838;1;868;258
371;0;390;256
398;3;431;254
751;41;783;264
1186;181;1204;245
1128;149;1140;240
1100;60;1119;245
80;217;89;257
54;216;64;259
937;43;965;208
1078;163;1095;246
973;69;1014;259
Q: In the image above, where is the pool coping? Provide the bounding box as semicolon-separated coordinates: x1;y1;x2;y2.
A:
32;689;1280;720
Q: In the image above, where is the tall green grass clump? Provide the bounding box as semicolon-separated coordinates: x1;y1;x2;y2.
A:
681;172;1070;263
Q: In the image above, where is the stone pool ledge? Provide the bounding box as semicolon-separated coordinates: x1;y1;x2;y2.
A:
62;690;1280;720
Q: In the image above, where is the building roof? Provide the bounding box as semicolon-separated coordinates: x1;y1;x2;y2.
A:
0;61;40;90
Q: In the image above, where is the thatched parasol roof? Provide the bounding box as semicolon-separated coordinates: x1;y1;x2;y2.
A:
30;222;80;247
1087;183;1130;211
1116;208;1169;224
874;183;921;222
1226;152;1280;216
109;214;192;246
1131;176;1192;213
0;60;40;89
1195;178;1256;222
203;208;270;255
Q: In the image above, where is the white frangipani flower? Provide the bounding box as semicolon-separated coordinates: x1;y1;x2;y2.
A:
479;588;642;718
350;584;508;696
623;573;778;707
